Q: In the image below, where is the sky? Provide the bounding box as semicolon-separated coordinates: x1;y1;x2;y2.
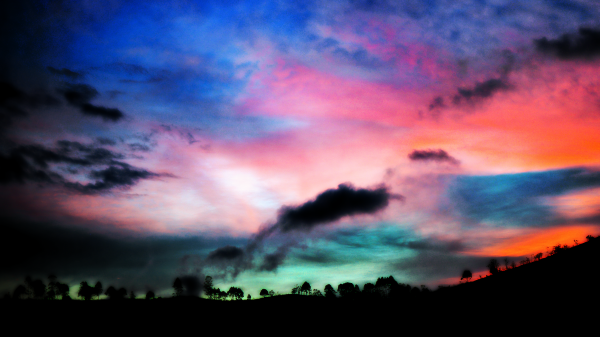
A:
2;0;600;298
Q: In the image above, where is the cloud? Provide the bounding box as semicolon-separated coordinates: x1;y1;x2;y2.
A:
447;167;600;227
0;140;169;194
62;83;124;122
80;103;124;121
452;78;510;105
428;96;445;111
0;82;61;130
46;66;82;79
65;164;164;194
535;27;600;60
202;245;251;279
408;149;459;165
202;183;403;276
274;183;402;233
258;245;291;272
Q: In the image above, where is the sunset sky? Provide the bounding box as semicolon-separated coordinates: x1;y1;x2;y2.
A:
2;0;600;298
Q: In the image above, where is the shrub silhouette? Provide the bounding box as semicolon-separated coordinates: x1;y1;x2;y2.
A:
260;289;269;297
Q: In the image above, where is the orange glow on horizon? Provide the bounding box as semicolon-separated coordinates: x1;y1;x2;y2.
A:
466;225;598;258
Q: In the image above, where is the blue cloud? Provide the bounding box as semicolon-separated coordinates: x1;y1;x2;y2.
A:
447;167;600;227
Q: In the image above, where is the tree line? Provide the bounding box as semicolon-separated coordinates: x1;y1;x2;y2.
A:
5;234;597;301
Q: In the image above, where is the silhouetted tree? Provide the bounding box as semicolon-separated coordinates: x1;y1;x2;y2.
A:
146;291;155;300
301;282;311;295
204;276;214;298
504;258;509;270
362;283;375;297
291;285;300;295
461;269;472;282
586;235;595;242
105;286;126;300
487;259;500;275
312;289;323;297
25;276;46;299
13;285;27;299
247;294;251;300
78;281;94;301
93;281;103;300
260;289;269;297
57;283;70;299
324;284;336;298
129;290;135;299
215;288;227;300
510;261;516;269
227;287;244;300
173;277;183;297
269;290;274;297
534;253;543;261
337;283;360;298
47;275;57;300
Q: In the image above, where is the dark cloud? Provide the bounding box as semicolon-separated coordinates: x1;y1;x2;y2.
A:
0;82;61;130
96;138;117;146
207;245;245;261
203;245;251;278
275;183;402;233
65;164;162;194
203;183;403;276
129;143;151;152
80;103;124;121
535;27;600;60
452;78;510;105
62;84;99;106
448;167;600;227
258;246;291;272
408;149;459;165
46;66;82;79
428;96;445;111
1;140;168;194
62;83;124;122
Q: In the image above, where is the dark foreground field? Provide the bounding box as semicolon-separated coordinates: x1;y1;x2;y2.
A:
3;239;599;329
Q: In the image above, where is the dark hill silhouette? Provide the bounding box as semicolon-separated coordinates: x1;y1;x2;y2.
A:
438;237;600;303
2;238;598;328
